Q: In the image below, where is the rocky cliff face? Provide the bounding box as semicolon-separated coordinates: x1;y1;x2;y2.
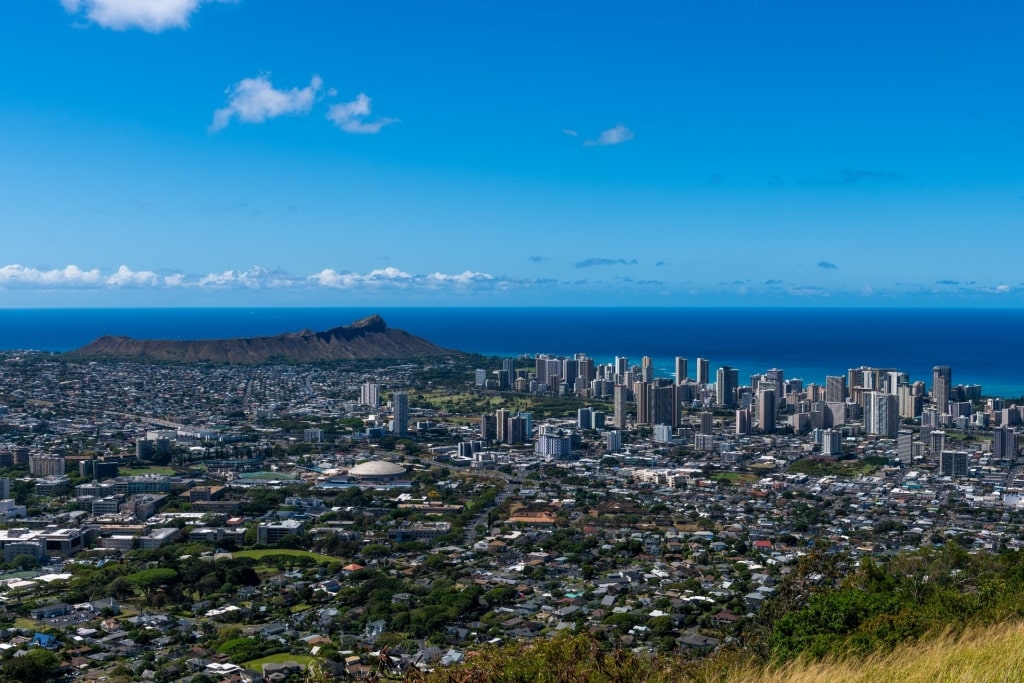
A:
70;314;454;362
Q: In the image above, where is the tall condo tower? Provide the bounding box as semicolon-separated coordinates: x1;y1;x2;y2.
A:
391;391;409;436
933;365;952;414
696;358;710;385
675;357;688;384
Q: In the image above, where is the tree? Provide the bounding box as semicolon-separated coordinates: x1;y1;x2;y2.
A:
127;567;179;605
3;649;60;682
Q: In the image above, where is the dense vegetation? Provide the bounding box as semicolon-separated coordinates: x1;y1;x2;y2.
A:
409;544;1024;682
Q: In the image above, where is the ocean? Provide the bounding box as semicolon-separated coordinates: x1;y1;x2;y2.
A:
0;307;1022;398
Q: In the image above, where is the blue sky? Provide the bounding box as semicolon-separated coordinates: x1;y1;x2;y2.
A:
1;1;1023;307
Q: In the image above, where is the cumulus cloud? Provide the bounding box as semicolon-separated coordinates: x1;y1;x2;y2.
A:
106;265;159;287
426;271;494;286
0;264;103;287
326;93;398;134
575;257;638;268
309;267;413;289
197;266;293;288
818;261;838;270
60;0;224;32
210;74;322;132
584;123;634;147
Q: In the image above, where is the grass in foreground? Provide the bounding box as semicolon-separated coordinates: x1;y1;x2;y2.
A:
408;621;1024;683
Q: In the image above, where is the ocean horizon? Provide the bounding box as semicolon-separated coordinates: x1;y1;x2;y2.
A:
1;306;1022;398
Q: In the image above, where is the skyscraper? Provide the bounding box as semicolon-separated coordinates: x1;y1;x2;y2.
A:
360;382;380;407
933;365;952;414
994;425;1018;459
634;381;651;424
716;366;738;408
897;429;914;464
613;385;628;429
866;391;898;438
495;408;510;443
649;383;680;427
735;408;751;435
825;375;847;403
765;368;785;399
391;391;409;436
675;357;688;384
641;356;654;383
699;411;713;435
757;388;776;433
696;358;710;385
480;414;497;442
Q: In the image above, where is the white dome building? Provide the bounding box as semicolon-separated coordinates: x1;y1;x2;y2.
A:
348;460;407;482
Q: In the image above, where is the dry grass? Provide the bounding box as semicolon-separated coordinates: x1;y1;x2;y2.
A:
724;622;1024;683
411;622;1024;683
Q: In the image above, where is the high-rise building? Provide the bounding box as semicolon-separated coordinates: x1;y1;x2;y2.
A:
699;411;713;435
577;407;593;430
940;451;969;477
614;357;630;383
994;426;1018;459
696;358;710;385
716;366;738;408
825;375;847;403
765;369;785;399
495;408;510;443
634;381;651;424
29;453;65;477
758;388;776;433
649;384;680;427
641;356;654;383
360;382;380;407
865;391;898;438
390;392;409;436
577;357;595;383
507;415;527;444
897;429;914;464
613;385;628;429
819;428;842;455
480;414;497;442
606;430;622;452
933;365;952;414
898;384;922;419
675;357;688;384
735;408;751;435
474;369;487;388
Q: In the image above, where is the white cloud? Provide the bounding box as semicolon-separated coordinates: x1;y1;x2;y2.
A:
106;265;159;287
310;267;413;288
210;74;322;132
326;93;398;134
197;266;293;288
60;0;222;32
426;271;494;286
584;123;634;147
996;284;1011;293
0;264;103;287
562;128;578;137
163;273;187;287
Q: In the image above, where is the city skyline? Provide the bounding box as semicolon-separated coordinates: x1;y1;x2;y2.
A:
3;2;1024;307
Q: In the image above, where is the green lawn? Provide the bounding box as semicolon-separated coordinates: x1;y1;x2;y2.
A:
229;549;343;563
14;617;37;629
243;653;314;670
123;465;176;475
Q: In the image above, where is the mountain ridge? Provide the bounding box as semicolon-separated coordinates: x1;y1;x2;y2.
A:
69;314;455;363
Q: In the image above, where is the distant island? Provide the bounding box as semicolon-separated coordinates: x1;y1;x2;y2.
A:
69;314;454;363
